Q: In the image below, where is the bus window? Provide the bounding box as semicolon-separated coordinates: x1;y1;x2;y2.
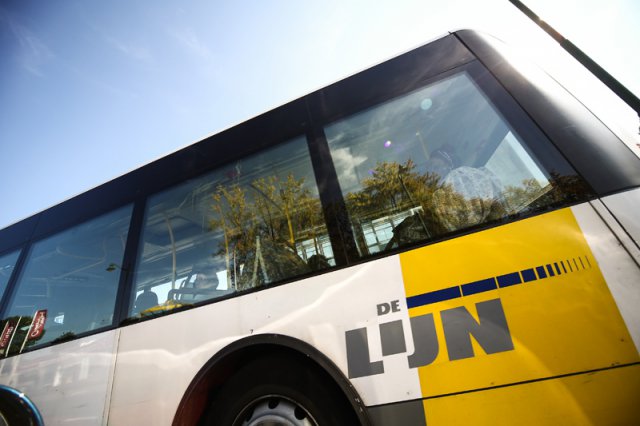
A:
0;206;132;356
324;69;591;256
0;250;20;303
129;136;329;317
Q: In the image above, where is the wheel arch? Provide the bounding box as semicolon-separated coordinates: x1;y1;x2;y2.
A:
171;333;370;426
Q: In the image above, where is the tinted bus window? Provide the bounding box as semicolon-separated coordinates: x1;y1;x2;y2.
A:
325;68;591;256
0;250;20;303
0;206;133;356
130;136;329;317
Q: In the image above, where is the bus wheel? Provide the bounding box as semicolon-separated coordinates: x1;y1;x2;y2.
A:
204;354;358;426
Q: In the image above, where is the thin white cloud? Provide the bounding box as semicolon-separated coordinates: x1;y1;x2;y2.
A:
81;16;153;63
169;27;212;60
104;35;153;62
65;63;140;101
0;7;54;77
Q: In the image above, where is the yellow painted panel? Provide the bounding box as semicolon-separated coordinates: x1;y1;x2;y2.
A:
399;208;639;397
424;365;640;426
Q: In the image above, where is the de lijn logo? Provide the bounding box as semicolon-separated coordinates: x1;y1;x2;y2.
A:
345;298;514;378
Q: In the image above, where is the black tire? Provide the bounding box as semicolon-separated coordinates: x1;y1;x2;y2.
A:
203;354;359;425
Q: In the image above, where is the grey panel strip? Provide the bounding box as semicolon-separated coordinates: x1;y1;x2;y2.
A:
368;399;426;426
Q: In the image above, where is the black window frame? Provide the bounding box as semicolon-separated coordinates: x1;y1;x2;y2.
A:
0;203;135;355
312;59;597;263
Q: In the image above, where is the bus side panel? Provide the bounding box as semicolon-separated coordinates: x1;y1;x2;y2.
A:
398;204;640;424
108;256;421;425
577;196;640;353
0;330;119;426
600;188;640;248
108;204;640;425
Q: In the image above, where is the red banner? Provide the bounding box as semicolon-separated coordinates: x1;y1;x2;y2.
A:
28;310;47;340
0;321;16;349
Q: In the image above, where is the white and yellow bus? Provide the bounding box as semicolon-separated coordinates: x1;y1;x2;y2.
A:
0;30;638;425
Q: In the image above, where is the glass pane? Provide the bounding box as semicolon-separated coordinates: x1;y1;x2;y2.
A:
0;250;20;302
130;136;328;317
325;70;586;257
0;206;133;356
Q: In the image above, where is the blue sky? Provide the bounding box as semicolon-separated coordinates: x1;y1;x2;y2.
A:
1;0;639;230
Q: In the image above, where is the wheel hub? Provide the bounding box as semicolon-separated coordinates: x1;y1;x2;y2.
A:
237;396;317;426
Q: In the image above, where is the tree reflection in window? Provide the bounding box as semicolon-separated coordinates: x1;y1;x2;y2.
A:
130;136;330;317
345;159;443;252
326;71;591;257
209;172;325;290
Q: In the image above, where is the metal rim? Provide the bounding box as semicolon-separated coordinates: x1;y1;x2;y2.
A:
233;394;318;426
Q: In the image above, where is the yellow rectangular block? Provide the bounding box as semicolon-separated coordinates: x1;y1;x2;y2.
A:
399;208;638;397
424;364;640;426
